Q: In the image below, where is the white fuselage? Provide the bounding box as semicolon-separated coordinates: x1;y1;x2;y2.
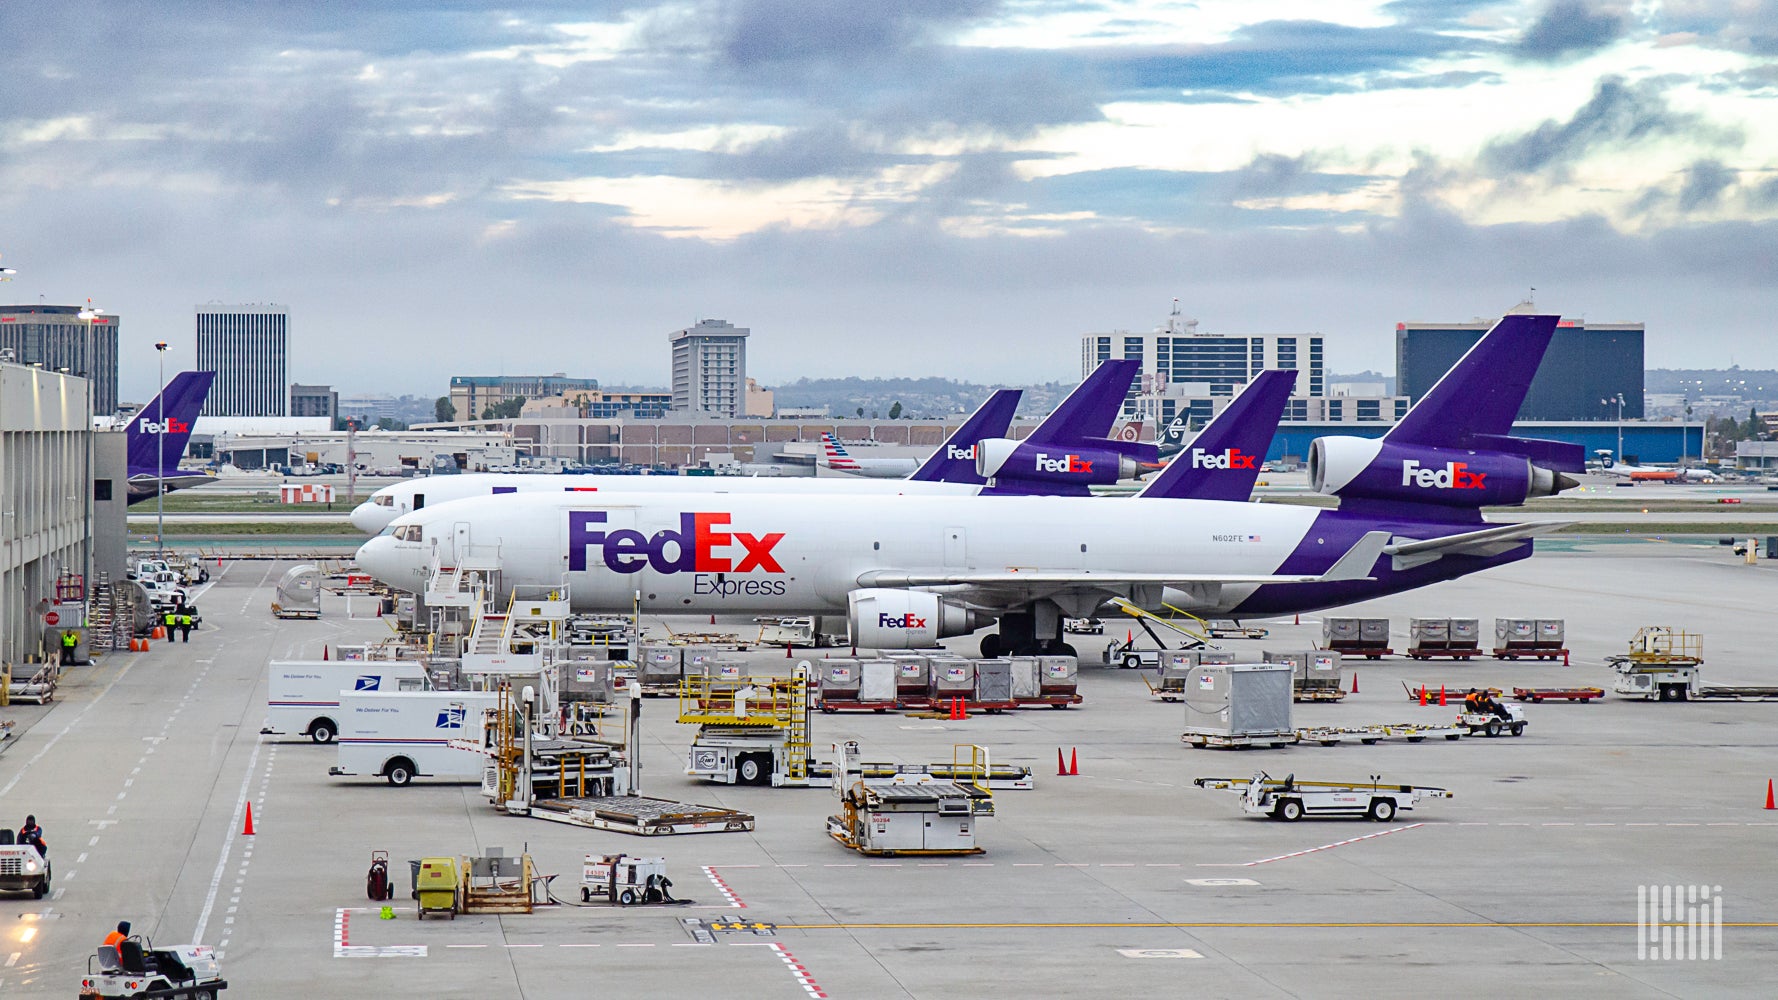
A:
357;490;1325;618
350;472;977;534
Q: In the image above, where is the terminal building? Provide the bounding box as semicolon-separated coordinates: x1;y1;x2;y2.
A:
0;304;120;416
197;303;290;417
1397;318;1644;420
289;383;338;420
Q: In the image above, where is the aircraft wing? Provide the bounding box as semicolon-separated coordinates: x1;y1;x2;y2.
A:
1382;521;1570;570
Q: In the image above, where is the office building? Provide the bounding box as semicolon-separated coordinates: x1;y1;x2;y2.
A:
1396;318;1644;421
1083;306;1329;430
0;304;119;415
670;318;748;416
290;383;338;420
0;363;93;666
196;304;289;417
449;374;600;422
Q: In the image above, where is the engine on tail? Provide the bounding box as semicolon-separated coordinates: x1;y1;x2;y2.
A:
847;589;987;650
1308;437;1577;509
973;439;1140;487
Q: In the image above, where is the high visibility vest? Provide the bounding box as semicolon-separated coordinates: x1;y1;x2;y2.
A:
165;613;176;625
62;633;78;648
179;615;192;626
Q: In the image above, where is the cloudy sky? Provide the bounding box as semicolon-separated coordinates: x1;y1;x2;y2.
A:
2;1;1775;401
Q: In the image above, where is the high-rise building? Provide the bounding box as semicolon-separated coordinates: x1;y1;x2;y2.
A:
1396;318;1644;421
0;304;120;415
670;319;748;416
196;304;289;417
1082;306;1328;429
290;383;338;420
448;374;601;422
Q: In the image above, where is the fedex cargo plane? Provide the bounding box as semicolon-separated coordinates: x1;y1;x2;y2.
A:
349;360;1149;534
124;371;216;504
359;310;1579;656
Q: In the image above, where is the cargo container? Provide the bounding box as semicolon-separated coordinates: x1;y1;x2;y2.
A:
1407;618;1481;660
1492;618;1569;661
974;659;1014;708
1264;649;1345;701
1181;664;1294;748
931;659;976;697
1323;618;1392;658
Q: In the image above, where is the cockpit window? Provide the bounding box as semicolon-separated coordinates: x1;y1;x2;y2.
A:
393;525;423;542
377;525;397;537
373;495;393;507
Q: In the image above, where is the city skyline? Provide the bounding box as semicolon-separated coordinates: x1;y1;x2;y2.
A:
1;2;1774;401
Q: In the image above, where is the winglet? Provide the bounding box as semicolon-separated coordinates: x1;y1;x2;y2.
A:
907;389;1021;484
1136;370;1295;501
1317;530;1390;582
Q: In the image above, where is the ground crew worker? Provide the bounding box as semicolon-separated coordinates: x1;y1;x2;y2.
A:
18;815;45;857
102;921;130;948
177;611;194;643
1463;689;1482;713
163;610;177;642
1480;691;1513;722
60;630;78;666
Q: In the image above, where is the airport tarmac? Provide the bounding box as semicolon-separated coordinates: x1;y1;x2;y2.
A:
1;541;1774;997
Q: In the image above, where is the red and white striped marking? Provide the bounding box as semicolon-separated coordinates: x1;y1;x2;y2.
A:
333;907;426;958
768;942;828;999
701;865;746;908
1201;823;1424;867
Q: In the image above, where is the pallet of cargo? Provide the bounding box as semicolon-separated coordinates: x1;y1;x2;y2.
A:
1181;730;1298;749
1491;647;1569;661
1293;688;1347;702
526;794;755;835
1512;687;1602;702
1295;723;1464;746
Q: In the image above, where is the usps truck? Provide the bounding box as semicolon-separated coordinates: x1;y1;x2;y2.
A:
329;690;499;786
262;660;434;744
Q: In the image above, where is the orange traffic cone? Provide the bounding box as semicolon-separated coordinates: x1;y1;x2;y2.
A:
1350;672;1359;694
242;801;256;836
323;646;330;661
1438;686;1447;707
1419;686;1427;706
1057;749;1068;776
1069;749;1079;776
785;643;793;658
1766;779;1775;811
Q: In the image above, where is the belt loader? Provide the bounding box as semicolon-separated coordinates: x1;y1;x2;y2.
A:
1194;772;1452;822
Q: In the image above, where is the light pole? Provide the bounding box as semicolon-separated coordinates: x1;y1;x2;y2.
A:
1601;393;1625;464
155;341;168;556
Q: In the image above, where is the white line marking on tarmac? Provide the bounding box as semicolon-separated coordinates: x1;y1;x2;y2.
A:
1200;824;1425;868
76;853;87;863
192;739;263;945
4;954;16;967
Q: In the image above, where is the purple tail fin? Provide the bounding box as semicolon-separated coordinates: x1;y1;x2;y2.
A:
126;371;214;477
1136;370;1295;501
1025;359;1141;447
907;389;1021;484
1388;313;1557;448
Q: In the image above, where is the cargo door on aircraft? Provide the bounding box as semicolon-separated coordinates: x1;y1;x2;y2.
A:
944;527;967;569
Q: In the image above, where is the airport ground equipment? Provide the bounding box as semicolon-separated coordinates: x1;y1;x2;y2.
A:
366;850;395;901
1457;703;1527;737
1323;617;1393;659
826;742;995;856
263;659;434;744
580;854;680;905
460;848;534;915
412;856;460;918
79;938;226;999
1266;649;1345;701
1607;627;1713;701
637;646;684;695
1492;618;1568;660
1406;618;1481;660
1206;621;1269;640
1062;617;1103;635
1194;772;1452;822
1148;650;1236;701
1513;687;1602;703
1294;722;1466;745
1012;654;1081;707
270;564;322;619
1182;663;1294;748
0;829;50;898
1401;682;1500;703
1104;642;1162;670
683;668;816;787
4;663;57;705
756;616;847;648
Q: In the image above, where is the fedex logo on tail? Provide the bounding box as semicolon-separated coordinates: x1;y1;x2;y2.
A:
569;511;785;575
1034;452;1093;474
1189;447;1256;470
877;612;928;629
945;444;976;460
1401;459;1486;490
137;417;190;435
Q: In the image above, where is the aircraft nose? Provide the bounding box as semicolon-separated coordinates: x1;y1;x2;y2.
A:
350;501;392;534
356;536;396;585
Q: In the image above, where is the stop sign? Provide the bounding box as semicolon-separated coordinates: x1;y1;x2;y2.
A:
44;611;59;626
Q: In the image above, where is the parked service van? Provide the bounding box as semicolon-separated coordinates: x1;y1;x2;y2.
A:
330;690;499;786
263;660;433;744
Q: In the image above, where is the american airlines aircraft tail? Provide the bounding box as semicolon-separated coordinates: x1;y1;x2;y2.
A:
816;433;918;478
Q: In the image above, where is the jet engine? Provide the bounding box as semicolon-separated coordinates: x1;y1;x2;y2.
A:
1308;436;1577;509
847;589;988;650
973;439;1140;489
